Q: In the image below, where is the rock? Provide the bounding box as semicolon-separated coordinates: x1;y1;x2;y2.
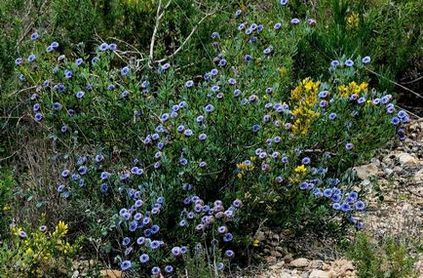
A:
99;270;123;278
266;256;277;265
413;168;423;183
309;260;324;269
354;163;379;180
290;258;309;268
270;250;283;258
397;152;419;166
309;270;333;278
256;231;266;241
283;253;294;263
384;168;394;177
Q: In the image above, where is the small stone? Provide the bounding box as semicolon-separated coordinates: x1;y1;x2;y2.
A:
270;250;283;258
290;258;309;268
283;253;294;263
266;256;277;264
397;152;418;166
309;260;324;269
99;270;123;278
413;169;423;183
384;168;394;176
255;231;266;241
309;270;332;278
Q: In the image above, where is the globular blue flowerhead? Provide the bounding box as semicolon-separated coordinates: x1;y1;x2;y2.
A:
75;58;83;66
28;54;36;63
345;59;354;67
15;57;23;66
362;56;371;64
345;143;353;151
120;260;132;271
121;66;130;76
75;91;85;99
99;43;109;51
165;265;174;273
31;32;39;41
302;157;311;165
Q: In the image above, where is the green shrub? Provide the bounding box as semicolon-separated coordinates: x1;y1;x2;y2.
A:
0;169;14;239
347;233;418;278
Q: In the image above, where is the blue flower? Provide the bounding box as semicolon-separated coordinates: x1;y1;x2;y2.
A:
122;237;131;246
225;249;235;258
204;104;215;113
100;183;108;193
355;201;365;210
75;58;83;66
345;143;353;151
150;240;161;249
329;112;337;120
46;45;54;53
75;91;85;99
120;260;132;271
301;157;311;165
223;233;233;242
31;32;39;40
211;32;220;39
263;47;273;55
290;18;300;25
185;80;194;88
139;253;149;263
165;265;174;273
57;184;65;193
252;124;261;133
51;41;59;48
28;54;36;63
274;22;282;30
64;70;72;79
109;43;117;51
345;59;354;67
362;56;371;64
151;267;161;275
198;133;207;141
160;113;170;122
15;58;23;66
391;117;400;125
99;43;109;51
279;0;288;5
121;66;130;76
330;60;340;68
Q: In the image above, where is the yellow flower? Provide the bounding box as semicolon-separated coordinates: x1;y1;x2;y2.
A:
53;221;68;238
294;165;307;174
252;239;260;247
346;12;359;29
278;67;287;78
237;173;243;179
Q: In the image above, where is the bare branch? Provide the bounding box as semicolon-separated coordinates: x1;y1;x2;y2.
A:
154;12;213;64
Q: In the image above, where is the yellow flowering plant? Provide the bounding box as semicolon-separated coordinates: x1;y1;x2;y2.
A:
2;221;77;277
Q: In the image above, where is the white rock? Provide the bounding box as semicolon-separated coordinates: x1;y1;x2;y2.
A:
309;270;333;278
290;258;309;268
413;168;423;183
397;152;419;166
354;163;379;180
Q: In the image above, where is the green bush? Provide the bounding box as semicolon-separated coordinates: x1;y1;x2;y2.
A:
347;233;418;278
0;169;14;239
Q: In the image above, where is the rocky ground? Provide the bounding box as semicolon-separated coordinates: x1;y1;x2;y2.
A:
252;119;423;278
